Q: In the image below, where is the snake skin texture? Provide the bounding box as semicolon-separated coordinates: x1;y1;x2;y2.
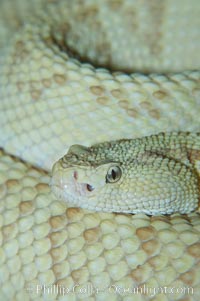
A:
0;0;200;300
51;132;200;215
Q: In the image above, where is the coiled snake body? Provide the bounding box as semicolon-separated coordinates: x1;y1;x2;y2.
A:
0;1;200;300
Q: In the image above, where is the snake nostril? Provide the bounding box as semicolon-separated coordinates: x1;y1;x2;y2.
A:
73;171;78;180
86;184;94;192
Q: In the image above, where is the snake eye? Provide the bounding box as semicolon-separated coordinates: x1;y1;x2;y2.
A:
106;166;122;183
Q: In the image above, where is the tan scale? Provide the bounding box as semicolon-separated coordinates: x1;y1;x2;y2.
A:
1;149;199;300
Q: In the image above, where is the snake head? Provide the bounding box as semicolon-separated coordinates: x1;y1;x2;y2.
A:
51;161;122;212
50;143;125;211
50;136;200;215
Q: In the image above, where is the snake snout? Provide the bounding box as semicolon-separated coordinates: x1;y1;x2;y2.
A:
73;170;94;192
51;161;95;200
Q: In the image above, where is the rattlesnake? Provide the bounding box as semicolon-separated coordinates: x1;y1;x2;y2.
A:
0;0;200;300
51;132;200;215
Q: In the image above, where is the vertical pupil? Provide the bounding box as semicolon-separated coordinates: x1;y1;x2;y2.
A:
112;169;116;180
